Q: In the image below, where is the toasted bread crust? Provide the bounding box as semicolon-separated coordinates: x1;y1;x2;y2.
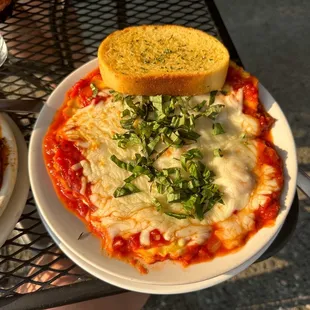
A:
98;25;230;95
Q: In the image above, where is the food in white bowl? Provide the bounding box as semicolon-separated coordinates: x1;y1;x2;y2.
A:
0;113;29;248
30;25;297;285
0;113;18;217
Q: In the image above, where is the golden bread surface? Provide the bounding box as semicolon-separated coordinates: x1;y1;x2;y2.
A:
98;25;230;95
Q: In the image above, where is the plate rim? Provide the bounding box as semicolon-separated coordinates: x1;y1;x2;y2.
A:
29;58;298;285
0;114;30;247
0;112;18;217
38;208;283;294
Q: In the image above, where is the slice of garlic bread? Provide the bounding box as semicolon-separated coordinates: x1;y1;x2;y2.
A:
98;25;230;96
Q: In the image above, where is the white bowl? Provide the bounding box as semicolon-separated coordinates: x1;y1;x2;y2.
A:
29;59;298;287
0;113;18;218
0;114;29;247
39;207;284;294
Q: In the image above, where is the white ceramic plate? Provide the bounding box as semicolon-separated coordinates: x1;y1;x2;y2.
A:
0;114;29;248
0;113;18;217
39;208;283;294
29;59;298;286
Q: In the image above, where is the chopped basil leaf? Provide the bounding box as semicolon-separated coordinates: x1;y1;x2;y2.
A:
151;95;167;122
124;174;138;183
90;83;98;97
77;232;91;240
153;146;170;162
183;194;199;211
240;133;246;139
110;155;134;171
240;133;249;145
209;90;218;105
113;183;141;197
178;129;200;141
109;90;124;102
124;166;154;183
193;100;206;111
156;183;169;194
133;165;154;180
167;190;183;203
187;161;205;180
152;198;163;212
180;148;203;170
189;114;195;130
212;123;225;135
171;114;187;128
120;118;135;129
164;212;190;219
155;172;172;194
188;178;201;190
213;148;223;157
195;203;204;220
174;179;188;190
121;109;131;117
162;167;181;181
164;130;182;146
183;148;203;159
147;135;161;155
199;104;224;120
112;133;141;148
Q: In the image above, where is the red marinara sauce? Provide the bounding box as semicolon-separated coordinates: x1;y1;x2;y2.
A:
254;140;283;228
67;68;103;107
43;68;106;221
226;62;275;139
43;64;284;270
227;63;283;226
112;229;170;257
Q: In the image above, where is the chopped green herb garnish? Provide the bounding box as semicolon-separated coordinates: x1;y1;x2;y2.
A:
77;232;91;240
120;118;135;130
109;90;124;102
152;198;163;212
110;155;134;171
209;90;218;105
212;123;225;135
167;191;182;203
163;48;173;54
112;133;141;149
113;183;141;197
164;212;191;219
213;148;223;157
197;104;224;120
109;91;225;219
90;83;98;97
193;100;206;111
180;148;203;170
240;133;249;145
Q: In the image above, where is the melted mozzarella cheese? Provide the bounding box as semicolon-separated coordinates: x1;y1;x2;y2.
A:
61;90;270;249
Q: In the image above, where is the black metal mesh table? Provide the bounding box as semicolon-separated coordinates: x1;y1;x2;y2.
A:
0;1;299;309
